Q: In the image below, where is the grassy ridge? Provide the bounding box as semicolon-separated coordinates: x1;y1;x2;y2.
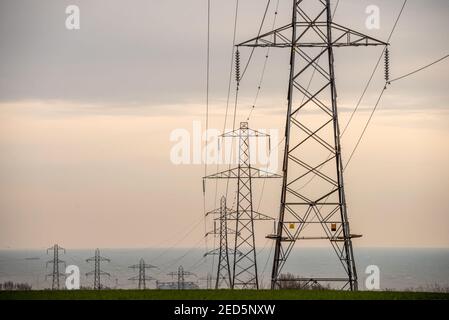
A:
1;289;448;300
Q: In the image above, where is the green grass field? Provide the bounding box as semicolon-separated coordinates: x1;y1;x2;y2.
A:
1;289;448;300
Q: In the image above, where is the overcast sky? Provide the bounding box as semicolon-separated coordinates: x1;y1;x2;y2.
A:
0;0;448;250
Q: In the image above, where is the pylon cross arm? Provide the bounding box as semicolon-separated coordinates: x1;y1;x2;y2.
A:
129;276;155;281
237;22;387;48
204;167;281;180
221;127;270;138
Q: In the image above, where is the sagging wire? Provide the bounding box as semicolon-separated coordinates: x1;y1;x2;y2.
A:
389;53;449;84
209;0;241;284
246;0;281;121
203;0;211;281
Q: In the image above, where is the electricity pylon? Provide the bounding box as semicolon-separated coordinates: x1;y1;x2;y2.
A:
204;122;281;289
204;196;234;289
198;273;214;289
46;244;65;290
206;273;213;289
86;248;110;290
238;0;387;290
167;266;196;290
129;258;157;289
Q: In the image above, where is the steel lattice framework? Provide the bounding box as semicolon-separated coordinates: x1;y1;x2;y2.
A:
204;196;234;289
129;258;157;289
167;266;196;290
204;122;280;289
86;248;110;290
46;244;65;290
238;0;387;290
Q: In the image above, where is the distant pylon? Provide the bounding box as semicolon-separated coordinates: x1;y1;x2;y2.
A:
86;248;110;290
198;273;214;289
167;266;196;290
46;244;65;290
129;258;157;289
204;122;281;289
204;196;234;289
206;273;213;289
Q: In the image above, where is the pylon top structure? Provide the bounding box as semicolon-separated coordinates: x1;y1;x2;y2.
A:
238;0;387;290
204;122;281;289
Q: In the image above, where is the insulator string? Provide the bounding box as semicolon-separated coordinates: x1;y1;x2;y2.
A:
235;49;241;86
384;47;390;84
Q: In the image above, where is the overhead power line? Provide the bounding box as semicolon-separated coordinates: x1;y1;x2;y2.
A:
203;0;211;279
246;0;280;121
344;52;449;170
389;54;449;83
341;0;408;137
240;0;272;80
344;85;387;170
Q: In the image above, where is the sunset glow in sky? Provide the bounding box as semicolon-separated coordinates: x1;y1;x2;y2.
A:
1;0;448;249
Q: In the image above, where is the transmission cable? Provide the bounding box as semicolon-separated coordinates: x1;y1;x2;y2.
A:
341;0;407;137
240;0;273;81
208;0;241;282
389;53;449;83
246;0;280;121
203;0;211;272
344;85;387;169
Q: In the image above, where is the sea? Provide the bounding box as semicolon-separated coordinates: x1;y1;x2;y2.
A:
0;247;448;291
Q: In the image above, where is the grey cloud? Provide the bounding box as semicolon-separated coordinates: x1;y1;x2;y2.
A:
0;0;447;110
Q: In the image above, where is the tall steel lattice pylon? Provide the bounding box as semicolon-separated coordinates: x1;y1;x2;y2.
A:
238;0;388;290
129;258;157;289
204;122;280;289
46;244;65;290
204;196;234;289
86;248;110;290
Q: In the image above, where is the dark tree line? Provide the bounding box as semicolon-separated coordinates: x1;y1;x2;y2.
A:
0;281;32;291
278;273;331;290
